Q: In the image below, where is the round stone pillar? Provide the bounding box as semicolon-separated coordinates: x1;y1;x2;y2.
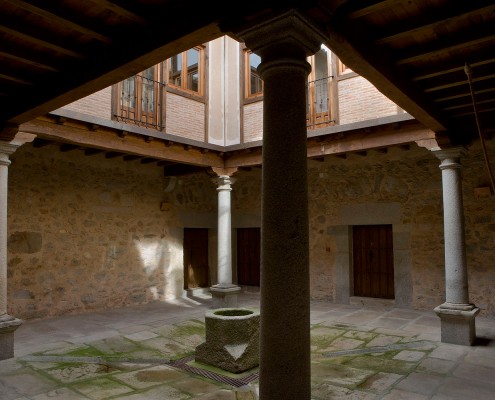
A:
0;143;22;360
433;147;479;345
210;175;240;308
236;11;326;400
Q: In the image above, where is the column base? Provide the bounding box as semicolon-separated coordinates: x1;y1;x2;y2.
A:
210;285;241;309
0;314;23;360
434;302;480;346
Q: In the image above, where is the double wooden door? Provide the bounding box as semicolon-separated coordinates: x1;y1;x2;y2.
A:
353;225;394;299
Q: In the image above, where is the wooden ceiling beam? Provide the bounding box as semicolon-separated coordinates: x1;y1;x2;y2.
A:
9;0;112;44
20;117;224;168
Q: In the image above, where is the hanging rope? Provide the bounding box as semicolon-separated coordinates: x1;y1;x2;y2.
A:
464;62;495;194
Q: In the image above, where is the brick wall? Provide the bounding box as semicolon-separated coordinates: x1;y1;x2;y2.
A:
242;101;263;142
60;87;112;119
338;75;399;125
166;93;205;142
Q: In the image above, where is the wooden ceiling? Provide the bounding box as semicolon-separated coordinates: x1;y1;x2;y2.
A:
1;0;494;146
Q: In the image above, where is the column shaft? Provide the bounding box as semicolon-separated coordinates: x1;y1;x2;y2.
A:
235;11;325;397
440;158;468;304
210;175;240;308
0;142;23;360
217;177;232;286
0;153;9;316
258;55;311;400
433;147;479;345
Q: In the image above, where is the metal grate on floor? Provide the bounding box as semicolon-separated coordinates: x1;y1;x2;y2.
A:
21;353;259;388
169;355;259;388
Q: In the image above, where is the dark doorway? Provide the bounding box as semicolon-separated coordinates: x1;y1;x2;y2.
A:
353;224;394;299
183;228;209;289
237;227;261;287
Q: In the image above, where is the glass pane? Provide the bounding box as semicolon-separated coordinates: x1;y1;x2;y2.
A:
186;48;199;92
249;52;262;96
314;49;329;113
122;77;135;109
141;67;155;113
169;54;182;86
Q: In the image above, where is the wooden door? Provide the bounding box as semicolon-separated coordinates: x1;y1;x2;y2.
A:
353;225;394;299
183;228;209;289
237;228;261;286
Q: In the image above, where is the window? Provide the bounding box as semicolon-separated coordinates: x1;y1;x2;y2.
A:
116;65;163;129
338;59;352;75
242;44;334;128
114;46;205;129
307;46;334;129
244;49;263;99
167;46;204;95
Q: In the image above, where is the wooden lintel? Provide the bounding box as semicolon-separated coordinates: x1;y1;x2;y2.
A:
140;157;157;164
60;143;79;152
105;151;123;159
84;148;105;156
19;118;224;168
123;154;142;161
32;138;52;148
0;122;19;141
306;124;434;159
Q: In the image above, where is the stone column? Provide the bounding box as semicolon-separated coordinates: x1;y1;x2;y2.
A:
210;175;241;308
236;11;325;400
433;147;479;345
0;142;22;360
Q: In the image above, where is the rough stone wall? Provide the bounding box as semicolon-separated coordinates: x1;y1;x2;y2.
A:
7;144;216;320
231;141;495;317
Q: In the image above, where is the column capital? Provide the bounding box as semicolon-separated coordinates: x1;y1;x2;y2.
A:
432;146;467;162
235;10;326;60
213;175;235;190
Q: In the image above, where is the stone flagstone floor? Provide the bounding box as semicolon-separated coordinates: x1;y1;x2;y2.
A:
1;291;495;399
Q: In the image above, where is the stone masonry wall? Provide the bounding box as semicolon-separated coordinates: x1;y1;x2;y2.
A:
7;144;217;320
231;141;495;317
6;139;495;321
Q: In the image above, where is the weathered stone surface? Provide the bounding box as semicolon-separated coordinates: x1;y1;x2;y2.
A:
195;308;260;373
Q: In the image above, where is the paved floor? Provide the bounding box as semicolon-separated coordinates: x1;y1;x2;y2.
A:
1;291;495;399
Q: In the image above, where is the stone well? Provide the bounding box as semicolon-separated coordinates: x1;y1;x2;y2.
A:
195;308;260;373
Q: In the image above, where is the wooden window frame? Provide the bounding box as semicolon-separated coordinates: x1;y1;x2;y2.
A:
114;65;164;129
166;45;205;97
243;48;263;101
